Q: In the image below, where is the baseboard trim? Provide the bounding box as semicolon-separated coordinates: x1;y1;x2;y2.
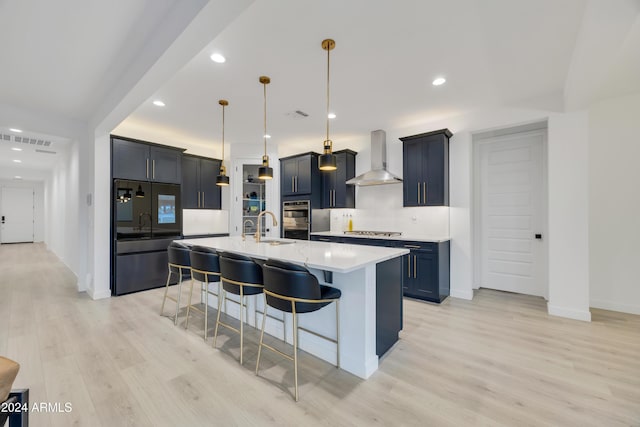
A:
88;287;111;300
450;288;474;300
547;304;591;322
590;299;640;315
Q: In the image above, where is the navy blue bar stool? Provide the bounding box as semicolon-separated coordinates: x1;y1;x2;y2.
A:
214;251;264;365
160;242;192;325
187;246;221;341
256;259;341;401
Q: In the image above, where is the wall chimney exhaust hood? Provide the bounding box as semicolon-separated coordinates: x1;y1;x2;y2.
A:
346;130;402;186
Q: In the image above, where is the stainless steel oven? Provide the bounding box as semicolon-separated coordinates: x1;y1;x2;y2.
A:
282;200;310;240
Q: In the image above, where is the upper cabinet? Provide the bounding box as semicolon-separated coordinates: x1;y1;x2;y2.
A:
400;129;451;207
280;153;322;200
322;150;356;209
112;137;183;184
182;154;221;209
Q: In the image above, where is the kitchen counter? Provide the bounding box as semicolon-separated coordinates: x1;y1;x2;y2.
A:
311;231;451;243
180;236;408;379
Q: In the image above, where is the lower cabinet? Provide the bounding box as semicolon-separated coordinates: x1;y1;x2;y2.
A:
311;235;450;303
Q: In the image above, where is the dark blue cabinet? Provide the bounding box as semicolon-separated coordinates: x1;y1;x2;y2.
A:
401;129;451;207
280;153;322;209
311;235;450;303
112;136;183;184
182;154;221;209
322;149;356;208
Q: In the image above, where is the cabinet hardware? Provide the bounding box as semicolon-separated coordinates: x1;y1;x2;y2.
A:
291;176;294;192
413;255;417;278
417;182;421;204
295;176;298;192
202;192;205;207
146;158;149;179
197;191;200;208
152;160;156;179
407;255;411;278
404;244;421;249
319;238;330;242
423;181;426;204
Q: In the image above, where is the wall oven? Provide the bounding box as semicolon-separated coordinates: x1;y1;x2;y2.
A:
282;200;310;240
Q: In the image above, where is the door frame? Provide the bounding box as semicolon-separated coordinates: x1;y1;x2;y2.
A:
472;121;549;299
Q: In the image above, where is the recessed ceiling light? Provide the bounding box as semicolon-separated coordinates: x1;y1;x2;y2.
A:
14;176;22;180
210;53;226;63
11;147;23;151
328;113;336;119
13;159;22;163
9;128;22;133
432;77;446;86
264;134;271;139
153;100;165;107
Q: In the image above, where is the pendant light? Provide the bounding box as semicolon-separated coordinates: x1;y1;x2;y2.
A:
135;184;145;198
258;76;273;180
216;99;230;186
319;38;337;171
123;188;132;202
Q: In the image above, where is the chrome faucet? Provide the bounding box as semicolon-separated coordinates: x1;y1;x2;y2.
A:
254;211;278;243
242;219;255;241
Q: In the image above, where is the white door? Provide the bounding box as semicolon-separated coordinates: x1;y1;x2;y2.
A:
0;187;35;244
479;131;546;297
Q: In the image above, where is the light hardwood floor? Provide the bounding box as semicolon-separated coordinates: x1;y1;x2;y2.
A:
1;243;638;426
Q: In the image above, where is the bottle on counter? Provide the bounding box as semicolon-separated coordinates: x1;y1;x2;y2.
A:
348;214;353;231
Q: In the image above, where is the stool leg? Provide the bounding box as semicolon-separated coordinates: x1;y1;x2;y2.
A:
255;293;268;375
213;288;224;348
336;300;340;368
185;279;195;330
160;269;172;316
203;281;209;341
174;268;184;326
293;303;299;402
239;286;245;365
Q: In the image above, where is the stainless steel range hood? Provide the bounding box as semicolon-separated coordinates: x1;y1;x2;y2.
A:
346;130;402;186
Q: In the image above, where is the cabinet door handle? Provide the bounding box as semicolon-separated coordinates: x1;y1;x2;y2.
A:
423;181;427;204
413;255;417;278
197;191;200;208
202;192;205;207
407;255;411;278
319;238;331;242
291;176;294;192
332;189;335;207
404;244;421;249
295;176;298;192
152;160;156;179
146;158;149;179
417;182;421;204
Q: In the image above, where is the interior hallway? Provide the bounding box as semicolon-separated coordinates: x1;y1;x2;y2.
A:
0;243;638;426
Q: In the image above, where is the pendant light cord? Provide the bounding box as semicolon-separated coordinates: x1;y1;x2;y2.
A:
263;81;267;156
221;103;225;160
326;44;330;143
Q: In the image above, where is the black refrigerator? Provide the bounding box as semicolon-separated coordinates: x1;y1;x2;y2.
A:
112;180;182;295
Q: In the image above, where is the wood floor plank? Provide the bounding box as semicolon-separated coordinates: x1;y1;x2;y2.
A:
0;243;638;426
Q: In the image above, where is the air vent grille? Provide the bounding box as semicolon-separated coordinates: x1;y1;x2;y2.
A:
35;149;56;155
0;133;53;146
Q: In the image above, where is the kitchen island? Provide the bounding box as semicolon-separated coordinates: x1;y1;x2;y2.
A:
180;236;409;379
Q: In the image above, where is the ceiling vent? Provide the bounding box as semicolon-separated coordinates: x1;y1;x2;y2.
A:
35;149;56;155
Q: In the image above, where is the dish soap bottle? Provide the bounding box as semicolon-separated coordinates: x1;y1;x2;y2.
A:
348;214;353;232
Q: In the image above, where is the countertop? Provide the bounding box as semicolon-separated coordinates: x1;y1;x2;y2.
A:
180;236;409;274
310;231;451;243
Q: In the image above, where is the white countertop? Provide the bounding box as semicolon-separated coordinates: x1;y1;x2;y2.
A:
180;236;409;274
311;231;451;243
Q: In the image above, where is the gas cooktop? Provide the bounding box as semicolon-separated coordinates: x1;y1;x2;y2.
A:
344;230;402;237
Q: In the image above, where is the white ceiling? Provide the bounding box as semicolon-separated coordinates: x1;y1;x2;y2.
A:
1;0;639;176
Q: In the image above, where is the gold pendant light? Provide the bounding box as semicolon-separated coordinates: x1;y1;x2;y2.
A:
319;38;337;171
216;99;230;186
258;76;273;180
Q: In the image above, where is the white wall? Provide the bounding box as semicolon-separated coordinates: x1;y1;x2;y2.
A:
588;92;640;314
0;179;45;242
45;140;81;285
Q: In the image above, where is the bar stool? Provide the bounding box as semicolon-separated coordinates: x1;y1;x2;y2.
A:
160;241;192;325
214;251;264;365
186;246;221;340
256;259;341;402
